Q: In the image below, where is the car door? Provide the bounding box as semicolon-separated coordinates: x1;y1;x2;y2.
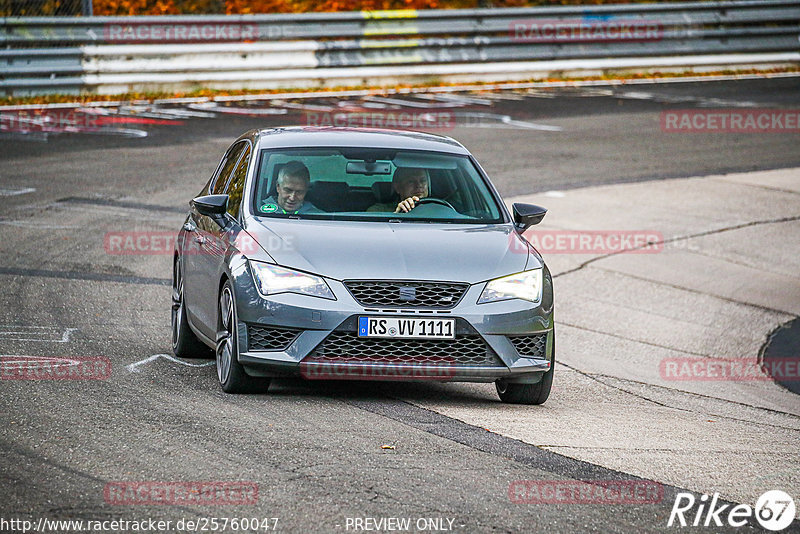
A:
184;140;248;337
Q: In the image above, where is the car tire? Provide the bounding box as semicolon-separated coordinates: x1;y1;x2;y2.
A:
496;330;554;405
172;257;212;358
216;280;270;394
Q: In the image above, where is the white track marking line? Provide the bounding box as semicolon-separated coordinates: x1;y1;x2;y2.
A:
187;103;287;115
126;353;214;373
114;104;216;119
613;90;761;108
0;326;77;342
417;93;493;106
475;92;526;101
61;328;78;342
364;96;461;108
0;187;36;197
270;100;336;112
0;355;83;370
452;112;562;131
0;219;79;229
2;72;798;111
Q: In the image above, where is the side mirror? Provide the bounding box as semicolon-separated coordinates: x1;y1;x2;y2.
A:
191;194;228;217
513;203;547;231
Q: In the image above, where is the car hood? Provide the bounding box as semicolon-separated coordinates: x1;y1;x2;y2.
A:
245;218;536;283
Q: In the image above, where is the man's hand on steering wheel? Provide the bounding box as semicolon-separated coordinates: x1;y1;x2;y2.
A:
394;196;420;213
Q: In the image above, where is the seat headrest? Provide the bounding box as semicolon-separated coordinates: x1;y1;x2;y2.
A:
371;181;395;203
307;181;349;212
430;174;455;200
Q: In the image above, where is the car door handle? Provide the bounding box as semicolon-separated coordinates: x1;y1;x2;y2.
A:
194;234;206;245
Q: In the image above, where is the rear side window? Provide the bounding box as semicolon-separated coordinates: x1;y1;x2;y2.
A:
211;142;247;195
226;144;252;218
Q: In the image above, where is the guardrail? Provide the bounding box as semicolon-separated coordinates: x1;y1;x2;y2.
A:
2;0;799;96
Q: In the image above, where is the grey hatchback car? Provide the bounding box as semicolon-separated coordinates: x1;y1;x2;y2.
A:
172;127;554;404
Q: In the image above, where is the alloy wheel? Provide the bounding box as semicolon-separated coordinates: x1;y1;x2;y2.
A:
216;286;234;385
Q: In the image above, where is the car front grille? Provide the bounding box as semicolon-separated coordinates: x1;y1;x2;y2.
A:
343;280;469;309
306;331;503;367
508;333;548;359
247;325;301;351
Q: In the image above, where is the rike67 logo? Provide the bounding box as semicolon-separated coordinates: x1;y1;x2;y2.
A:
668;490;796;531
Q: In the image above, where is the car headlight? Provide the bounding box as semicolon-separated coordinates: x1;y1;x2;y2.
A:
478;269;543;304
249;261;335;300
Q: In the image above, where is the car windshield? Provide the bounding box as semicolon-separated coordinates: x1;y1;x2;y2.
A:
251;148;505;223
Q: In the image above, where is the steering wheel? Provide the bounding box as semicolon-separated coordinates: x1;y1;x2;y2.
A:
415;197;456;210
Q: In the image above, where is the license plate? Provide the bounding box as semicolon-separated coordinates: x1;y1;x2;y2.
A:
357;317;455;339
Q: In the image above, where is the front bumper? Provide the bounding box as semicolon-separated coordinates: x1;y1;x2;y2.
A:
231;265;554;383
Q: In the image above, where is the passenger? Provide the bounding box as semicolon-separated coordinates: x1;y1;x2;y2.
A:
367;167;429;213
260;161;322;215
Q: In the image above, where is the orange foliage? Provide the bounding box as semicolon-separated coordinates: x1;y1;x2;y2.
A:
91;0;593;16
94;0;222;16
91;0;713;16
224;0;291;15
258;0;443;13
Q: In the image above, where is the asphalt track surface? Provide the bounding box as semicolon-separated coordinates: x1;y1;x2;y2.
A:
0;77;798;533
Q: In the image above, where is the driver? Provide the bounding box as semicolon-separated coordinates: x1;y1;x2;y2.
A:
261;161;322;214
367;167;429;213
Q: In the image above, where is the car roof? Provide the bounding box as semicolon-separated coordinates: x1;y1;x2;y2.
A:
246;127;471;155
